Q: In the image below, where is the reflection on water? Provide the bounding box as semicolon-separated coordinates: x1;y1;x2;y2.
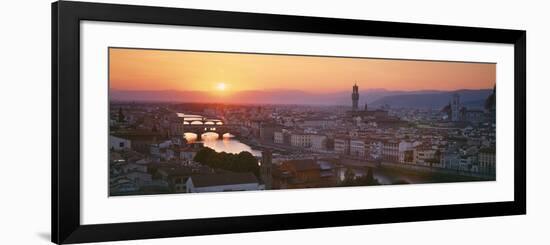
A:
184;132;261;157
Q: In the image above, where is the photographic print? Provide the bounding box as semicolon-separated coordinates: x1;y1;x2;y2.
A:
52;3;526;242
108;47;497;196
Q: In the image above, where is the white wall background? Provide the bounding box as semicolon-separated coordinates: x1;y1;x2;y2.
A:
0;0;547;244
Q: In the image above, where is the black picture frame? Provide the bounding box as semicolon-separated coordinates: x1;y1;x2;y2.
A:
52;1;526;244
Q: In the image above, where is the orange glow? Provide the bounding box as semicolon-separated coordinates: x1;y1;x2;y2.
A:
109;48;495;93
216;83;226;91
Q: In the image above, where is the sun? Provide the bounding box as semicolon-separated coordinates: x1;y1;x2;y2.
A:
216;83;226;91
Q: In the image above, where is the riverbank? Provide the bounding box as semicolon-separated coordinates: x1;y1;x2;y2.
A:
237;136;306;154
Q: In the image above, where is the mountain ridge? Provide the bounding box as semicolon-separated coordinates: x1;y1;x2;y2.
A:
110;88;493;108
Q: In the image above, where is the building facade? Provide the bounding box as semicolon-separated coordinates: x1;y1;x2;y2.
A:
310;135;328;151
350;139;368;159
382;141;399;162
274;131;284;144
109;135;131;151
290;133;312;148
334;137;350;155
478;148;496;175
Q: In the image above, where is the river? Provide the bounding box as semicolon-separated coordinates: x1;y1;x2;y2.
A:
183;132;262;156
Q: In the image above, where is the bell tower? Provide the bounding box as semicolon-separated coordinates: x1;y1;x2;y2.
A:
351;83;359;111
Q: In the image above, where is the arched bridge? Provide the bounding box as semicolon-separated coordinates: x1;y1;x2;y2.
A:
176;113;224;125
171;113;238;140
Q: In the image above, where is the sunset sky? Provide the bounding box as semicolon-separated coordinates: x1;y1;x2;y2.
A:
109;48;495;93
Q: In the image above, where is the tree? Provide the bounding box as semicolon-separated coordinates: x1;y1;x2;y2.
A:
234;151;259;176
117;108;125;122
344;168;355;181
194;147;216;163
365;167;374;184
193;148;260;177
340;167;380;187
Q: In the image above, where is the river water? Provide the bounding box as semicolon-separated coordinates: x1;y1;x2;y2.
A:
184;132;262;156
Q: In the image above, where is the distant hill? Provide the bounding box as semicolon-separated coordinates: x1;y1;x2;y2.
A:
370;89;492;109
110;88;492;108
110;89;421;105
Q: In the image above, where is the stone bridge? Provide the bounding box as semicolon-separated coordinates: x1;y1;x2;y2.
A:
171;113;238;140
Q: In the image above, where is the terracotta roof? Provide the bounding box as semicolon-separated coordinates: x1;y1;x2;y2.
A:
190;172;258;188
283;159;320;171
158;167;193;176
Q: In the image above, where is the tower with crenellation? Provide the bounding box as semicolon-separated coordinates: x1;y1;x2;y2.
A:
351;83;359;111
